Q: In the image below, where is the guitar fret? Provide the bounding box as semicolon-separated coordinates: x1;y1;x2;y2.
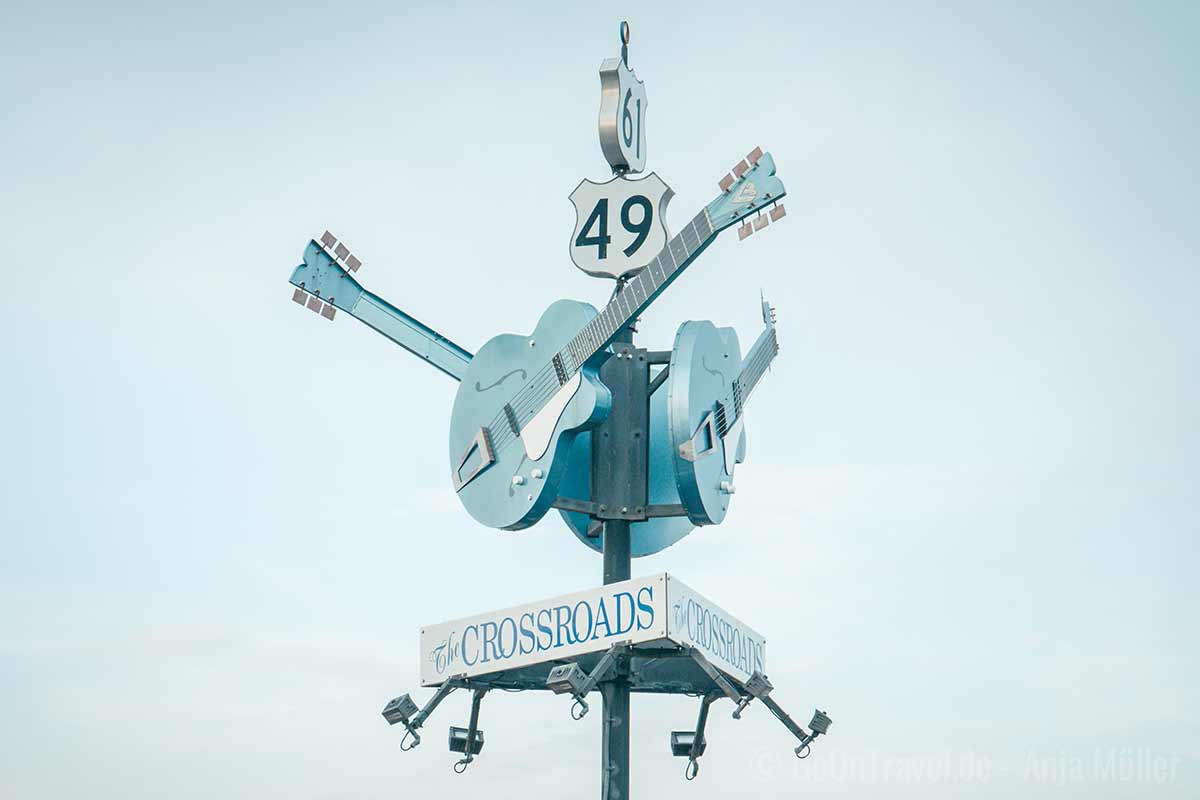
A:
660;244;676;274
682;223;699;254
574;206;719;364
670;236;687;266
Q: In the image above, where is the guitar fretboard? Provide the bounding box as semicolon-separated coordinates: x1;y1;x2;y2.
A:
719;326;779;435
559;209;715;374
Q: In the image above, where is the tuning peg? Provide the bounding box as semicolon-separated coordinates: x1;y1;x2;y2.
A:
346;253;362;272
292;287;307;305
320;231;338;249
321;302;336;320
718;174;735;193
334;243;351;261
747;146;763;165
753;214;769;232
737;221;754;241
306;295;323;313
769;203;787;222
732;159;750;179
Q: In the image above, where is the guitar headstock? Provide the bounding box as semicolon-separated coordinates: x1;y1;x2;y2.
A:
760;291;777;329
706;147;787;241
289;230;366;320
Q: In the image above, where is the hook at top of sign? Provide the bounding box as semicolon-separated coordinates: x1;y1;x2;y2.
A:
620;21;630;65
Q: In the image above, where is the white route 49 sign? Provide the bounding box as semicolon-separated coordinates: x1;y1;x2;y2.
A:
568;172;673;279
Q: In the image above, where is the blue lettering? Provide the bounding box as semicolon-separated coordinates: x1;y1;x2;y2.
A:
462;624;479;667
519;612;536;655
635;587;654;631
498;616;517;659
614;592;634;635
554;604;575;646
592;596;613;640
536;608;554;650
480;620;500;663
571;600;594;643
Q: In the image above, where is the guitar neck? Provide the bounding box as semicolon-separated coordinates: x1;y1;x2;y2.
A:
350;289;474;381
316;267;473;381
729;325;779;422
559;208;716;373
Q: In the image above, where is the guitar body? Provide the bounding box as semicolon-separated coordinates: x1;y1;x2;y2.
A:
449;300;611;530
669;321;747;526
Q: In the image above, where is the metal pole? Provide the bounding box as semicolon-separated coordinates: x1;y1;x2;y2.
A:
594;320;641;800
601;520;631;800
603;520;631;583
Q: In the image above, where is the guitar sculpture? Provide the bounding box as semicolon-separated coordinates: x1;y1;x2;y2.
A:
558;298;780;553
449;149;787;529
670;296;780;526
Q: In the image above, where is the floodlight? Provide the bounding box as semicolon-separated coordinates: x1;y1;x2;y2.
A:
794;709;833;759
733;670;775;718
448;726;484;756
381;693;419;726
670;731;706;758
809;709;832;736
744;671;774;698
546;663;589;696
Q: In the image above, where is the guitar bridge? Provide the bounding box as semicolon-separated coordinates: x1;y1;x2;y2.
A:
679;412;719;462
452;427;495;492
552;353;568;386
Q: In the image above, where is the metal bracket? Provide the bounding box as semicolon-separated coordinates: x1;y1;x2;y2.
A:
453;688;488;773
553;499;685;523
684;693;719;780
563;642;629;719
647;364;670;397
643;350;672;364
393;676;465;750
685;647;744;705
727;669;833;758
552;496;598;516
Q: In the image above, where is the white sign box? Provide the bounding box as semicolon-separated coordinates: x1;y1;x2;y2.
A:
420;573;766;686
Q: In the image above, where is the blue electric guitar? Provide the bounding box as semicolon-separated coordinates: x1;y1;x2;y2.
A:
670;297;779;526
558;299;778;552
289;231;473;381
449;148;787;530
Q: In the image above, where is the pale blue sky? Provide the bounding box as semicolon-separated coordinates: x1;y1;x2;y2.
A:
1;1;1196;798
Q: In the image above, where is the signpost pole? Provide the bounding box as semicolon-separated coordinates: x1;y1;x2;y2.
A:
594;322;644;799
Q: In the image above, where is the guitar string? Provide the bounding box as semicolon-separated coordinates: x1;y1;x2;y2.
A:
487;210;767;457
485;219;705;451
726;330;778;415
482;211;725;457
494;325;777;459
473;207;752;459
714;330;778;433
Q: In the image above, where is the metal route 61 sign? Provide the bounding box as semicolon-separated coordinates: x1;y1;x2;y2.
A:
598;23;648;174
568;173;674;279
